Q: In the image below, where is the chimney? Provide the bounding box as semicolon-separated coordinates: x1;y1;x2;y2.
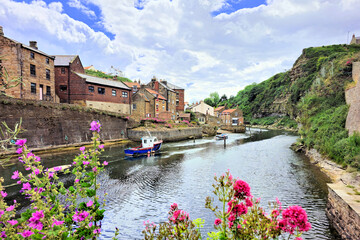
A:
113;75;117;80
162;80;167;85
139;79;141;84
29;41;38;49
140;84;146;90
154;80;159;91
0;26;3;36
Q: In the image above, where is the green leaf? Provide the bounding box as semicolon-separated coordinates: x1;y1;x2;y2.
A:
86;189;96;197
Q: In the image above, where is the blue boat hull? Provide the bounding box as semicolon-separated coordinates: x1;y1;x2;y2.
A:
124;142;162;156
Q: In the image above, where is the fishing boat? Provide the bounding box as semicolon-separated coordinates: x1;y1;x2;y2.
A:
124;136;163;156
216;133;228;140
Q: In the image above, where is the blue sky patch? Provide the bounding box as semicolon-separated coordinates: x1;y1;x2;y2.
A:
14;0;115;40
212;0;267;16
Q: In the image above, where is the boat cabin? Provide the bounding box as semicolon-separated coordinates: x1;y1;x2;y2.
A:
141;136;159;148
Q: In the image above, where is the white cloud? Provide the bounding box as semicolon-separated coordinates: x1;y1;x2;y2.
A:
2;0;360;102
67;0;96;18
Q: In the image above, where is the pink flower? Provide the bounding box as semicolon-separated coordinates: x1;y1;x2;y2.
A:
228;221;234;228
73;211;89;222
245;197;253;207
92;167;97;172
83;161;89;165
1;231;6;238
98;144;104;149
86;200;93;207
72;161;77;165
54;167;62;171
34;156;41;162
80;146;85;152
75;179;80;183
22;182;31;191
0;210;4;217
6;205;15;212
7;219;18;225
295;238;303;240
16;148;23;154
48;172;54;179
27;152;34;158
1;191;7;198
51;219;64;227
90;121;101;132
11;171;19;179
271;209;280;218
103;161;108;166
170;203;178;210
233;179;251;199
93;228;101;234
15;139;27;146
28;210;44;230
278;205;311;234
214;218;222;225
20;230;34;238
33;169;40;175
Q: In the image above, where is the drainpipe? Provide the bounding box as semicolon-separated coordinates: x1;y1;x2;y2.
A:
67;67;70;103
17;43;23;99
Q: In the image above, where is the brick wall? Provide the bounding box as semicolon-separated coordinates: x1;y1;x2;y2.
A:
176;89;184;113
0;35;56;102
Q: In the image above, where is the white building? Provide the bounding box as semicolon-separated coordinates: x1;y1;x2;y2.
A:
189;101;214;116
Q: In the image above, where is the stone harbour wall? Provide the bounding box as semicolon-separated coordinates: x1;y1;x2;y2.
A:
128;127;202;142
0;98;132;148
326;182;360;240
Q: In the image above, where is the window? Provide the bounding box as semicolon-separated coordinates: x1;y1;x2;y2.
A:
112;89;116;96
30;64;36;76
88;86;94;92
46;69;50;80
122;91;128;98
61;68;65;74
235;112;238;117
133;86;137;91
133;104;137;110
144;140;147;144
46;58;49;64
46;86;51;96
176;99;179;106
162;100;165;104
31;83;36;94
30;52;34;59
156;104;159;111
60;85;67;92
98;87;105;95
162;105;165;110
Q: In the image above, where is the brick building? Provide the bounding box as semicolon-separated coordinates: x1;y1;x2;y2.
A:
214;106;225;117
0;26;56;102
160;80;185;115
147;77;177;120
220;109;244;126
54;55;84;103
131;85;168;120
350;34;360;45
54;55;132;114
124;80;141;94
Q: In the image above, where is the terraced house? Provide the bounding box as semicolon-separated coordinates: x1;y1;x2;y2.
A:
0;26;56;102
54;55;132;114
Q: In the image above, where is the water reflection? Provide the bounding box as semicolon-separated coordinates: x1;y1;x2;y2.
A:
0;129;339;239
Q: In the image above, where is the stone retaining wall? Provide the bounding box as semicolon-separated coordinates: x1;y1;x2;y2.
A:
326;182;360;240
0;98;133;148
127;127;202;142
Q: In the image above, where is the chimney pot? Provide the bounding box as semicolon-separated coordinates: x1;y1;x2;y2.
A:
0;26;3;36
29;41;38;49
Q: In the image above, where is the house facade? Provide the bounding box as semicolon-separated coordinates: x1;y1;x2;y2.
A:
147;77;177;120
214;106;225;117
131;85;168;119
124;81;141;94
54;55;84;103
350;34;360;45
0;26;56;102
74;72;132;114
220;109;244;126
190;101;215;116
159;80;185;115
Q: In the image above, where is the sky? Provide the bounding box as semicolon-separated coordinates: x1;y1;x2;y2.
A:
1;0;360;103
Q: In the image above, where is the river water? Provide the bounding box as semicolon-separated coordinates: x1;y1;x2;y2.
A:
2;128;339;239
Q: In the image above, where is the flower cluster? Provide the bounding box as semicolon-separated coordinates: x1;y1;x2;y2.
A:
0;120;109;239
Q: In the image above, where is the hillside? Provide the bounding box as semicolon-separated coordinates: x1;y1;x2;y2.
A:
225;44;360;169
85;69;132;82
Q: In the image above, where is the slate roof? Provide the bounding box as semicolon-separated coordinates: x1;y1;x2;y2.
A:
3;36;54;59
164;81;183;90
137;93;150;102
159;81;176;92
145;88;167;100
74;72;131;90
54;55;77;66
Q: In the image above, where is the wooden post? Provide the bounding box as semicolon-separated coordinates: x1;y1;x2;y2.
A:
224;137;226;148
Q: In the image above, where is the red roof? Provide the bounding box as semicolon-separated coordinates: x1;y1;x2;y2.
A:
84;66;92;70
222;109;237;114
215;106;225;112
124;82;140;88
146;88;167;100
